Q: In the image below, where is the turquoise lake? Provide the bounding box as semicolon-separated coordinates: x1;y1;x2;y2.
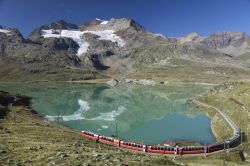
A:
0;83;215;144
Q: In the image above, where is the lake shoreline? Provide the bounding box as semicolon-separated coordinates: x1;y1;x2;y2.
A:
0;82;217;145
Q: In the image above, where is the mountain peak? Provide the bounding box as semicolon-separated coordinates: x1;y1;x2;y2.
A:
203;31;248;49
79;18;145;32
179;32;204;43
41;20;78;30
81;19;104;28
108;18;145;31
0;25;25;43
0;26;11;35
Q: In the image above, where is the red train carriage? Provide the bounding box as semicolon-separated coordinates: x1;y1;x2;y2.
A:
99;136;120;146
182;146;205;154
207;143;224;153
81;131;99;141
147;146;175;154
120;141;144;151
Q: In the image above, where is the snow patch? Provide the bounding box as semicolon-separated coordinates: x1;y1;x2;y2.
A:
46;102;125;122
41;29;125;56
41;29;89;56
45;99;90;121
101;21;109;25
84;30;125;47
101;125;109;129
89;106;125;121
0;29;11;34
95;18;109;24
154;33;166;38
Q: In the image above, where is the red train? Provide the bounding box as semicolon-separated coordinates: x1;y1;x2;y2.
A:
80;130;241;155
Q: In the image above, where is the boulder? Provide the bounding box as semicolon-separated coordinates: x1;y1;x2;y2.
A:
106;79;119;87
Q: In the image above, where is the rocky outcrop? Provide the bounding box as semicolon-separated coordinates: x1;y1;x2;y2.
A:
203;32;248;48
0;91;31;107
0;26;26;56
106;79;119;86
0;91;32;118
28;20;78;44
179;32;204;43
202;32;250;56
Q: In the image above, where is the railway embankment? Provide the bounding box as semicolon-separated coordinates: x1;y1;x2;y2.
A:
189;82;250;163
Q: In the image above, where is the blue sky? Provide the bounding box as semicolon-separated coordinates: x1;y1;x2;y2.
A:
0;0;250;37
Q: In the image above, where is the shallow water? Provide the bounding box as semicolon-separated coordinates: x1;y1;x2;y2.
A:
0;83;215;144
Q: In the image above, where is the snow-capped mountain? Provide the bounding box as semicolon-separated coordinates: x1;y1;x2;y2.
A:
1;18;250;82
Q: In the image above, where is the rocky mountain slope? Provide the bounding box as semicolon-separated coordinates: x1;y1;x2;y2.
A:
1;18;250;82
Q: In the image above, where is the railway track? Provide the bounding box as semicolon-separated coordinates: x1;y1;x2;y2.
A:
192;100;240;138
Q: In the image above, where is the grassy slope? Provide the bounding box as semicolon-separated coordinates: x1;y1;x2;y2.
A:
177;82;250;165
200;82;250;158
128;57;250;84
0;104;178;166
